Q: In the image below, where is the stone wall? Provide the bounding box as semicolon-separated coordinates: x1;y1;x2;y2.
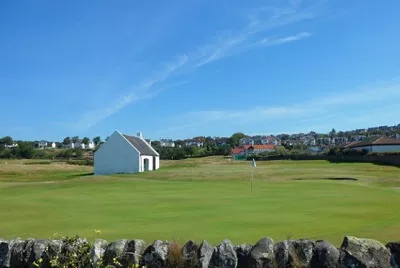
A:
0;235;399;268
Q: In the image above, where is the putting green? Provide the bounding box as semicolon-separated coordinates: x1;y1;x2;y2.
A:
0;175;399;246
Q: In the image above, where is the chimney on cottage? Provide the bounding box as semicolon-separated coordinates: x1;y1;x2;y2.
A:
137;132;143;139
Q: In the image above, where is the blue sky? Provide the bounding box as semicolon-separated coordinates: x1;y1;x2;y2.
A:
1;0;400;141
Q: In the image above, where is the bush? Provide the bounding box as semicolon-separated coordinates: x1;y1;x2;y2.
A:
367;152;400;156
66;159;93;166
24;161;52;165
166;241;184;268
55;149;74;159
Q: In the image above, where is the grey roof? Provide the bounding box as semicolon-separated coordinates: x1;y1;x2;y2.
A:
123;134;158;156
344;136;400;148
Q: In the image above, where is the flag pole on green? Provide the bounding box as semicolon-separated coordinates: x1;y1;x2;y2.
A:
251;158;256;192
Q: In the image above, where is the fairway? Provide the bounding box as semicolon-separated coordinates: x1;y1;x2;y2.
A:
0;157;399;246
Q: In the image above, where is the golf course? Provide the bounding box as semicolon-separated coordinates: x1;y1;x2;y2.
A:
0;157;399;246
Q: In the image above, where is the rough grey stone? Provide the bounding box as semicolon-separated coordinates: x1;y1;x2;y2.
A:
275;239;315;268
182;240;199;268
310;240;340;268
339;236;391;268
294;239;315;266
235;244;252;268
386;242;400;268
0;239;9;268
274;239;315;268
248;237;275;268
125;239;146;265
96;239;146;267
89;239;108;267
103;239;128;265
59;237;91;267
274;240;291;268
32;239;62;268
209;239;237;268
0;239;8;268
197;240;215;268
141;240;169;268
10;238;35;267
0;238;22;268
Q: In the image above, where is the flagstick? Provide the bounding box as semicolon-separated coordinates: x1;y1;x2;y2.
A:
251;167;254;192
251;158;256;192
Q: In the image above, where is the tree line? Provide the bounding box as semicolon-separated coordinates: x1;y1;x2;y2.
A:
61;136;102;146
0;135;101;159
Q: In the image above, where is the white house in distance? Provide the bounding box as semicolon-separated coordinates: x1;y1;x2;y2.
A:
94;130;160;175
342;136;400;153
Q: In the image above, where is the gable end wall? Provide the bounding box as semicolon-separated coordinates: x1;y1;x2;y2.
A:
94;131;140;175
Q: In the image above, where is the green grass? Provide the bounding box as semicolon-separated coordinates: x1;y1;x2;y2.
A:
0;157;399;246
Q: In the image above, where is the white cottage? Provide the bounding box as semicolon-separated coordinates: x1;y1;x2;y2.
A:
343;136;400;153
94;130;160;175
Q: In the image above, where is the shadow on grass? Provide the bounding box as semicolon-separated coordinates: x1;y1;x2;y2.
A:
294;177;358;181
69;172;94;177
372;162;400;168
328;159;400;168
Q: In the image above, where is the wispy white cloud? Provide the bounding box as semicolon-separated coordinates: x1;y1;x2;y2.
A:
70;55;188;131
162;78;400;134
73;1;323;131
256;32;312;46
190;1;321;68
162;106;305;133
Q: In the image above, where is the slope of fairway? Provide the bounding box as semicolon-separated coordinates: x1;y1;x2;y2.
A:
0;158;399;246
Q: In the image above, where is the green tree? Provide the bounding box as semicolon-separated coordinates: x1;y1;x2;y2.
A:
74;148;83;158
63;137;71;145
82;137;90;145
0;136;13;145
275;145;289;156
228;132;246;148
93;136;101;145
175;140;184;147
171;147;186;160
280;134;290;141
204;136;216;147
184;146;198;157
216;144;232;156
17;142;35;159
72;136;79;143
329;128;337;138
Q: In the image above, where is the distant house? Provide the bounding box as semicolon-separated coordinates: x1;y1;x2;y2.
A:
333;137;348;145
260;136;281;145
85;142;95;149
37;140;56;149
185;139;203;147
65;139;96;149
94;130;160;175
48;142;56;149
350;135;366;142
307;146;324;154
232;147;246;160
160;139;175;147
66;141;85;149
342;136;400;153
392;133;400;140
245;144;276;155
215;138;229;147
239;137;254;146
232;144;276;158
5;143;18;148
316;137;331;146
